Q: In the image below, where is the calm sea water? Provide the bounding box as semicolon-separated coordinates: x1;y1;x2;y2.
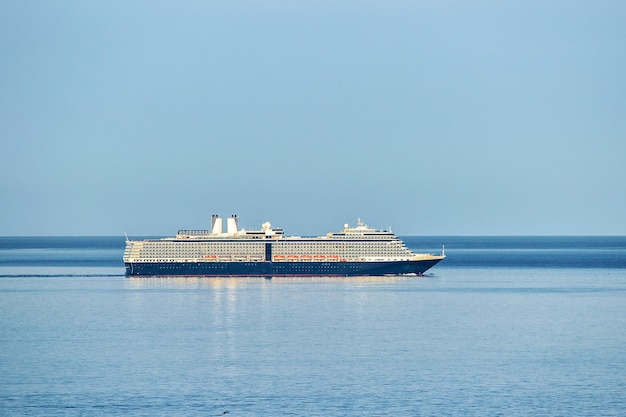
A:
1;236;625;416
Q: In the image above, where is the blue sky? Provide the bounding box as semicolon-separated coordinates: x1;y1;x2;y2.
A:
1;1;624;236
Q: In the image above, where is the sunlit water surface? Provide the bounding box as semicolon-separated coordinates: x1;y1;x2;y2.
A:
1;237;625;416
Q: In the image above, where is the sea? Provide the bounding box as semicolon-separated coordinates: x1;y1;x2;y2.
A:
1;236;625;417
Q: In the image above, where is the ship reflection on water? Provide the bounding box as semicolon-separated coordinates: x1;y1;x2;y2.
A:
125;274;420;290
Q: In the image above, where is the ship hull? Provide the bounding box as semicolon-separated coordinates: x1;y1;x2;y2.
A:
124;259;443;277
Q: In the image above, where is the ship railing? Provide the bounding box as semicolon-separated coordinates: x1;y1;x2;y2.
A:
177;229;211;235
361;256;410;262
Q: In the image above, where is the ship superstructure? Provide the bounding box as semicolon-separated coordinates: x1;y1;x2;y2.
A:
123;215;444;276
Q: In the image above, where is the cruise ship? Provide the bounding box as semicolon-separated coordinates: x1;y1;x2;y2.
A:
123;215;445;277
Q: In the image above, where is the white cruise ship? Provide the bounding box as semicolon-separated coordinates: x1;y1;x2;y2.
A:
124;215;445;276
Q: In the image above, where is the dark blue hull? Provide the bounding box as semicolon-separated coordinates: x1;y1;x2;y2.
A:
124;259;443;277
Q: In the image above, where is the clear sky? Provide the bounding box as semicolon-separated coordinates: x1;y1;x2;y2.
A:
1;1;625;236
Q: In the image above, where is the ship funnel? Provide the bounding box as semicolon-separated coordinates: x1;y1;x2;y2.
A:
227;214;239;234
211;215;223;235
